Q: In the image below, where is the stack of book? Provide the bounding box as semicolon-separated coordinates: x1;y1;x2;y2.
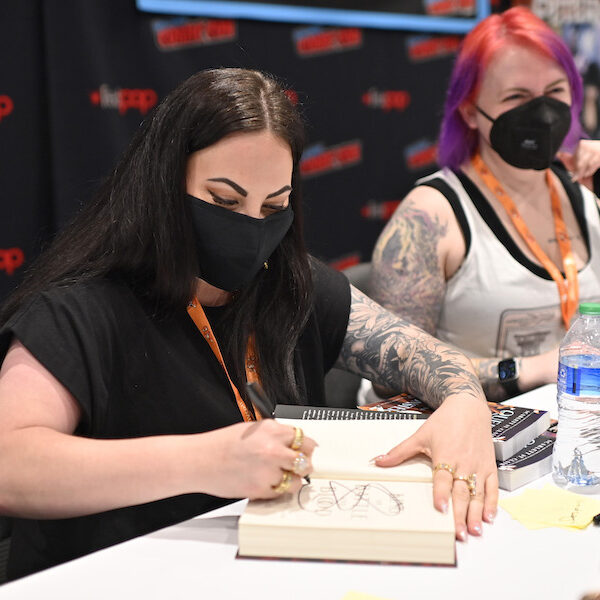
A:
360;394;555;491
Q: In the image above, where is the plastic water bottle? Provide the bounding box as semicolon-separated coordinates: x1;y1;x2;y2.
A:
552;303;600;490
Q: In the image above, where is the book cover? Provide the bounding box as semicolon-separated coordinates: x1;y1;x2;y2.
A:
497;425;556;491
238;419;455;565
488;402;552;461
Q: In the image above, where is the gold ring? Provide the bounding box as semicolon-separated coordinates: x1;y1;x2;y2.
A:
290;426;304;451
433;463;455;477
272;471;292;494
292;452;308;475
454;473;477;497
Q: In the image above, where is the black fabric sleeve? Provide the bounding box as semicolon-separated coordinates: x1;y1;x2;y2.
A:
0;281;125;435
309;258;352;373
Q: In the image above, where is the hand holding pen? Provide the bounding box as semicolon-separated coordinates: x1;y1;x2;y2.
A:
246;382;311;485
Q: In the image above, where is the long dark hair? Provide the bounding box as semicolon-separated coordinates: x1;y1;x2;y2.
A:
1;68;313;406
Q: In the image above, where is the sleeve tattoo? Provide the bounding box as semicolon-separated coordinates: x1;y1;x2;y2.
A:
370;201;448;334
336;286;483;409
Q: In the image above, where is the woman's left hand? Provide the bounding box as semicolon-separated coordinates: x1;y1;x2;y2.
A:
374;395;497;541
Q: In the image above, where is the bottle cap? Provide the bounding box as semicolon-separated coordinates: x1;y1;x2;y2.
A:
579;303;600;315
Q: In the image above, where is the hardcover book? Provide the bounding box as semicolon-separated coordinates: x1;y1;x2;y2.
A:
238;419;455;565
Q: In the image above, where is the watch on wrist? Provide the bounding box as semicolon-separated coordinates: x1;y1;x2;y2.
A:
497;358;520;397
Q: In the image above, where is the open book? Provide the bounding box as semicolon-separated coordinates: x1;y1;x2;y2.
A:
238;419;455;565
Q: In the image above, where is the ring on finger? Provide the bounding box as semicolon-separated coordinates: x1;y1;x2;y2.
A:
290;426;304;451
433;462;455;477
292;451;308;475
453;473;477;498
272;470;293;494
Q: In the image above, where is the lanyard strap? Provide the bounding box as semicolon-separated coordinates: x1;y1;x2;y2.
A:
187;299;261;422
471;152;579;330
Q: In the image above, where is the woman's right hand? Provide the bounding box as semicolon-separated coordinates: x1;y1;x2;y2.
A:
198;419;316;500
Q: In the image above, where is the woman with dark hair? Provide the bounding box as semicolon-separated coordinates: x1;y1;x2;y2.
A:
0;68;496;580
370;7;600;402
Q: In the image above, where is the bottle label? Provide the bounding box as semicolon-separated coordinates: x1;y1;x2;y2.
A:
558;361;600;396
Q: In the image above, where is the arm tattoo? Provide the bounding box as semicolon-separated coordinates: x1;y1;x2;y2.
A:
336;286;484;409
370;201;447;334
471;357;514;402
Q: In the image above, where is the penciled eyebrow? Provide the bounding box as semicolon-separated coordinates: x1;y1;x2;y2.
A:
207;178;247;197
207;178;292;200
266;185;292;199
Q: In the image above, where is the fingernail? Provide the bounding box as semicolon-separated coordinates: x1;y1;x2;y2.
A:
440;501;448;514
486;511;496;523
457;528;467;542
369;455;386;465
472;523;482;535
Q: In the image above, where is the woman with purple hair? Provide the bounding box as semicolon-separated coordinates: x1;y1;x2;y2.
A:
370;7;600;401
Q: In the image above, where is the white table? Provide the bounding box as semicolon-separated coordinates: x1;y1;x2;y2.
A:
2;385;599;600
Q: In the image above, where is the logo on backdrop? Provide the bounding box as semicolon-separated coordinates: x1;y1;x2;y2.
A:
0;248;24;276
362;89;411;112
300;140;362;178
424;0;476;16
89;85;158;115
404;139;438;170
407;35;461;61
293;27;362;57
360;199;402;221
152;18;237;50
329;253;362;271
284;89;299;105
0;95;14;122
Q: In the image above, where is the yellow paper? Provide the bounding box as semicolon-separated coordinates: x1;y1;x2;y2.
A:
500;484;600;529
343;593;394;600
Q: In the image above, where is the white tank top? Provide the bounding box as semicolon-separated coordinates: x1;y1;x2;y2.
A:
420;167;600;358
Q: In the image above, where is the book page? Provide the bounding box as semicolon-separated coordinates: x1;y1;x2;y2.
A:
241;478;452;534
277;418;432;481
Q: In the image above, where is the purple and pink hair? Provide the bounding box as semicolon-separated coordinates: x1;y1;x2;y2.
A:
437;7;584;170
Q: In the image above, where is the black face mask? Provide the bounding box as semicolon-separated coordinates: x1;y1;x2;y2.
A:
187;194;294;292
477;96;572;170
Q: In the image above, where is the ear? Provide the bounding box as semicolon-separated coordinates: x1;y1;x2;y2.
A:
459;101;478;130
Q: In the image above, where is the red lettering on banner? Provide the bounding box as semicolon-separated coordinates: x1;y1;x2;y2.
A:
409;36;460;61
426;0;475;15
0;95;14;122
360;200;401;221
300;141;362;176
407;145;438;169
284;89;298;105
156;19;235;49
297;28;361;56
119;89;157;115
0;248;25;275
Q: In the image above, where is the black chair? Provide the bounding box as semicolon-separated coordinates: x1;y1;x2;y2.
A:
324;262;372;408
0;517;12;585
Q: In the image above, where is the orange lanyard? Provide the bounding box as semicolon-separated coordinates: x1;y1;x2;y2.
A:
187;298;262;422
471;152;579;330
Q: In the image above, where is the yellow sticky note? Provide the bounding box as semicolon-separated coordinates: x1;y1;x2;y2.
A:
342;592;394;600
500;484;600;529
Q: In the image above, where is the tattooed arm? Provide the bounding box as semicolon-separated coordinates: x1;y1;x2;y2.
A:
336;285;498;540
336;286;481;409
369;186;460;334
369;185;555;401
